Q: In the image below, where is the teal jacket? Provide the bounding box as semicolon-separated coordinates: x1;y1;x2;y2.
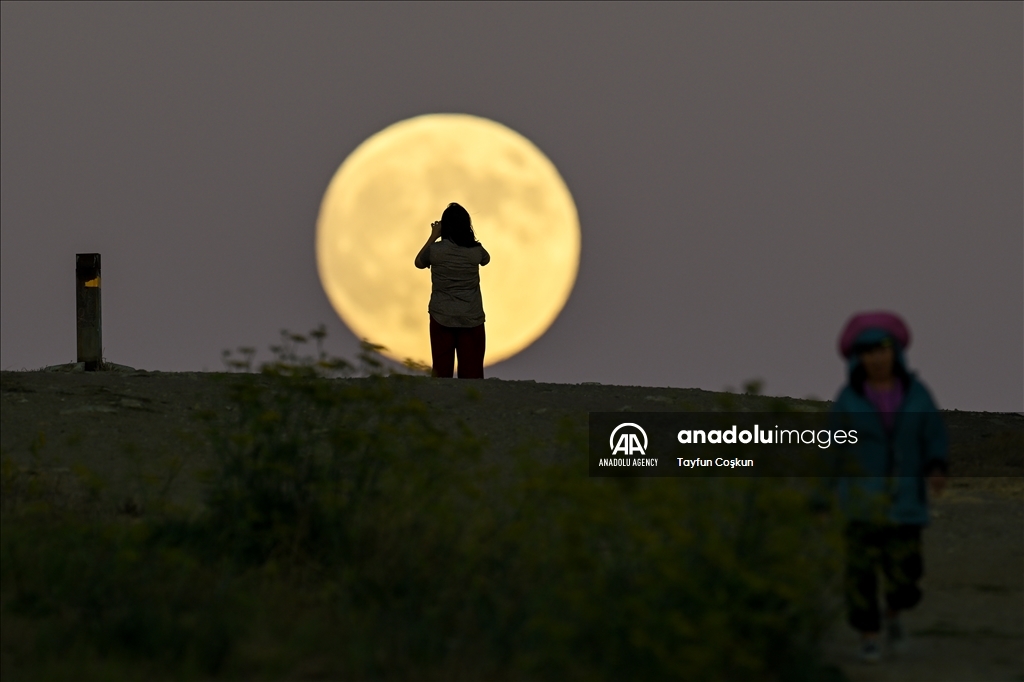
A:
828;375;948;526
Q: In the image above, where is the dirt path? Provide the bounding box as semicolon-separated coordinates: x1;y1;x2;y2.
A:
822;480;1024;682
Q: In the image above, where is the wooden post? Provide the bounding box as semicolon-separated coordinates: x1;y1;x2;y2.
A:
76;253;102;370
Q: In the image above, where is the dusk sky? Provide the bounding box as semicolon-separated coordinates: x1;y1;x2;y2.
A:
2;2;1021;412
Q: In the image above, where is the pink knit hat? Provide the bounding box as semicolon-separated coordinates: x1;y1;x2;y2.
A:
838;311;911;358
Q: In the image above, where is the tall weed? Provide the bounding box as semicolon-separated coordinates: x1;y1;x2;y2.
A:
1;331;843;680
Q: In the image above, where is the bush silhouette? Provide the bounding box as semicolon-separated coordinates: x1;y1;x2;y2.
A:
1;330;843;680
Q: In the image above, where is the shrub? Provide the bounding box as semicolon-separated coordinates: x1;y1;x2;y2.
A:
2;331;844;680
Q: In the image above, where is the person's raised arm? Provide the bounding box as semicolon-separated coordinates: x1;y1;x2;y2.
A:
415;221;443;269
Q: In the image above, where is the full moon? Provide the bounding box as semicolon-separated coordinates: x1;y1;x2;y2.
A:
316;114;580;367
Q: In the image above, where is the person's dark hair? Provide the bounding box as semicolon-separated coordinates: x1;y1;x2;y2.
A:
850;340;911;394
851;363;911;394
440;203;481;248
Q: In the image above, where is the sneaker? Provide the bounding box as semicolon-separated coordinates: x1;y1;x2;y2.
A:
886;617;906;654
859;638;882;663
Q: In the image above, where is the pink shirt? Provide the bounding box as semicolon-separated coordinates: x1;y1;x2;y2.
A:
863;381;904;431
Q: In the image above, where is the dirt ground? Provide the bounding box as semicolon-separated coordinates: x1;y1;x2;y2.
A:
822;481;1024;682
2;368;1022;681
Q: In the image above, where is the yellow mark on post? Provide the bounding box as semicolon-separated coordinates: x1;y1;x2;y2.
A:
84;277;101;288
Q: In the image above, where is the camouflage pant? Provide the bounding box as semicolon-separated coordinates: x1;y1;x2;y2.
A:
844;521;923;633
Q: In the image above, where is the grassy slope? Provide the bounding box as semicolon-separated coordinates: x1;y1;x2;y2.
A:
1;370;1021;681
1;370;1019;509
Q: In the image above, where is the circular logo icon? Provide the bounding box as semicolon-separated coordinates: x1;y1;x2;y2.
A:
609;423;648;455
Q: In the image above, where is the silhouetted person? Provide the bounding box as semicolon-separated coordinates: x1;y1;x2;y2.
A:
414;203;490;378
828;311;948;664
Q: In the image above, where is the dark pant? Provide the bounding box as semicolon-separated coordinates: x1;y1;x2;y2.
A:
429;316;485;378
844;521;924;633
